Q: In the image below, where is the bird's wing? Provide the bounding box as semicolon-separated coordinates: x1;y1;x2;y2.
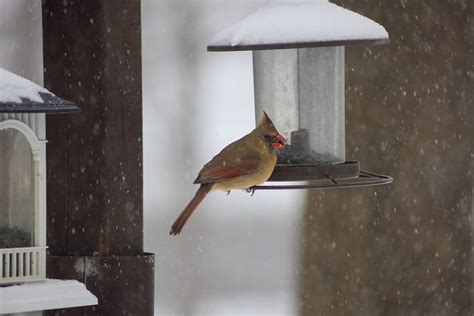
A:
194;143;262;184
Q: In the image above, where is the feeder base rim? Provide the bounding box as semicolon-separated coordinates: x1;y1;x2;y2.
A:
253;170;393;190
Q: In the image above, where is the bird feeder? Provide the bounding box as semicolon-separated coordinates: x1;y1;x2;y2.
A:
0;68;79;284
208;1;392;189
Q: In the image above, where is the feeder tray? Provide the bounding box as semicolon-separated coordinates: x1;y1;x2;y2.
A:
268;160;360;182
254;169;392;190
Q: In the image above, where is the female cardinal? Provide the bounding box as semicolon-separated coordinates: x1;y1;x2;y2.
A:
170;112;286;235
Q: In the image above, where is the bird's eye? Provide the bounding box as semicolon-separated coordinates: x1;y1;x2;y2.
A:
264;134;274;142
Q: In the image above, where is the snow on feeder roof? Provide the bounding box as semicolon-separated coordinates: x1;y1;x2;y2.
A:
208;1;389;51
0;68;79;114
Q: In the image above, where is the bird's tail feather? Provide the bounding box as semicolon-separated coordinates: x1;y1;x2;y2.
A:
170;183;213;235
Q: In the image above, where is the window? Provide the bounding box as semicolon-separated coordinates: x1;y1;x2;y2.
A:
0;128;35;248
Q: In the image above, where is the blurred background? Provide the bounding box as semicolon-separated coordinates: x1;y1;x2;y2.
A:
142;0;473;315
0;0;472;315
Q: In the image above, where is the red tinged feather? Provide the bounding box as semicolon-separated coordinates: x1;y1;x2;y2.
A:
194;156;261;184
194;139;263;184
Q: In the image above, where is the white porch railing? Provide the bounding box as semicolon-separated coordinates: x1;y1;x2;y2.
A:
0;246;46;284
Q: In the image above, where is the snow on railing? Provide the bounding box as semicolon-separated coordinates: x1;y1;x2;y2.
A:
0;246;46;284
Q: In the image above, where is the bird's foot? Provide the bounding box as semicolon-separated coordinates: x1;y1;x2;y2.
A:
226;190;231;195
246;188;256;196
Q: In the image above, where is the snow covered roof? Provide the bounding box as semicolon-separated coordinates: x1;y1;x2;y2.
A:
208;1;389;51
0;68;79;114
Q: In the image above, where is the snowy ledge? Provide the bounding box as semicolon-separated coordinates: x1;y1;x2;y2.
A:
0;279;97;314
208;1;388;51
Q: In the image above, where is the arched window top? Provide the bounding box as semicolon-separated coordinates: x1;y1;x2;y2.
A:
0;119;43;152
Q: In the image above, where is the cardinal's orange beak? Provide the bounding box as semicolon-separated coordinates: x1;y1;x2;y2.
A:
271;135;286;149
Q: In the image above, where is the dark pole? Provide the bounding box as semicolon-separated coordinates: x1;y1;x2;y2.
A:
42;1;154;315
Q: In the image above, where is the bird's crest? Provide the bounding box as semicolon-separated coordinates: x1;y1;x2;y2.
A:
259;111;278;133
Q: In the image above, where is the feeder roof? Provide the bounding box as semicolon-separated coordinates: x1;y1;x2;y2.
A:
0;68;79;114
208;1;389;51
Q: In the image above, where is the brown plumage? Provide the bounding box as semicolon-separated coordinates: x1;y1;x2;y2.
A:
170;112;286;235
